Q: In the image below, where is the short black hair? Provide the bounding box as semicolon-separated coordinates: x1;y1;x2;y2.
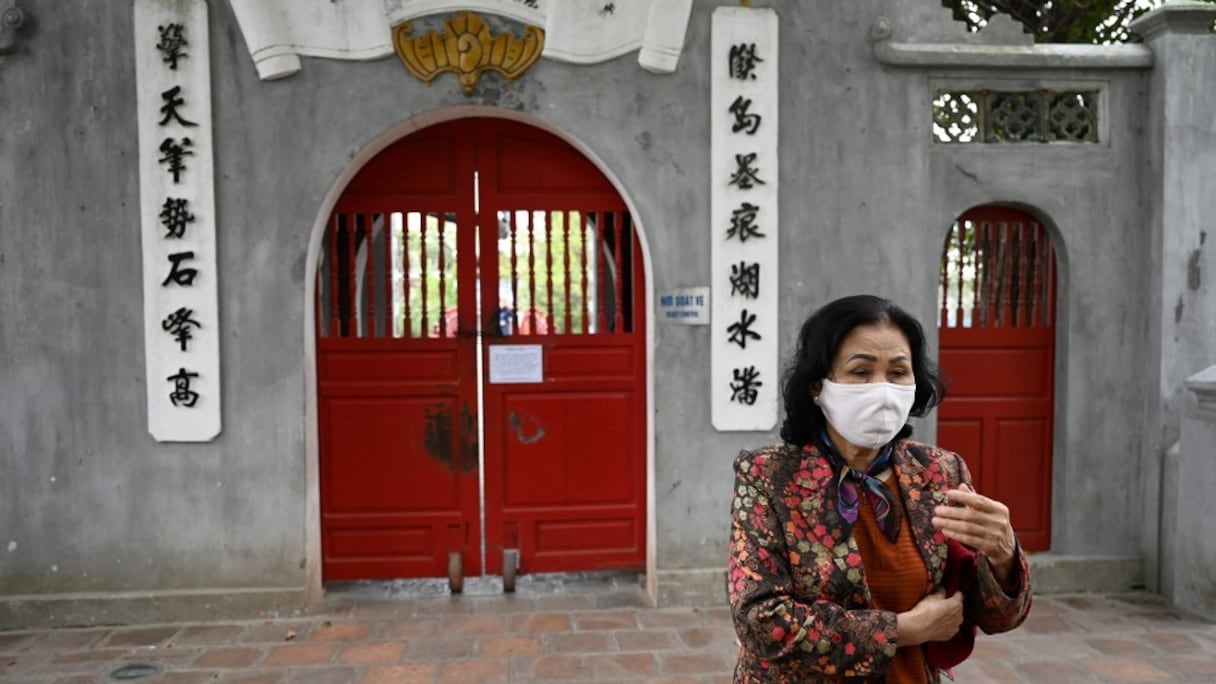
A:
779;294;946;446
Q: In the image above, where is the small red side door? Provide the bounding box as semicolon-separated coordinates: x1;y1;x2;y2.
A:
937;207;1055;552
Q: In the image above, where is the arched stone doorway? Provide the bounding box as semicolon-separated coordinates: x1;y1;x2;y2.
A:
311;117;649;586
937;205;1057;552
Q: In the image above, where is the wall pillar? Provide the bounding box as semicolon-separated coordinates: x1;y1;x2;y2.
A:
1129;1;1216;592
1171;366;1216;620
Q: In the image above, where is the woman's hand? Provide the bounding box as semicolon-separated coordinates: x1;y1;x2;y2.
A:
897;589;964;645
932;484;1018;585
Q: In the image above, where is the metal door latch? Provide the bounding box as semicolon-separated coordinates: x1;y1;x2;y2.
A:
0;3;25;54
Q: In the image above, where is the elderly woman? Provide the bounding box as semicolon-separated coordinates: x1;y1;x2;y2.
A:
728;295;1032;683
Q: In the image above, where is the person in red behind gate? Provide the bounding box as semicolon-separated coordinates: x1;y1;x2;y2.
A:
727;295;1031;683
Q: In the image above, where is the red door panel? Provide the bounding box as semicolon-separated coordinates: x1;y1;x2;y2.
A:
478;119;646;577
994;418;1051;533
486;387;644;573
322;397;463;511
939;347;1051;397
937;207;1055;552
937;418;984;487
318;121;480;582
499;392;637;506
319;390;478;580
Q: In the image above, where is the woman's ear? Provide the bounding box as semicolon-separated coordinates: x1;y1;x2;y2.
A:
810;381;822;404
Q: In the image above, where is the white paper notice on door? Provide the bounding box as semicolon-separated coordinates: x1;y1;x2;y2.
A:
488;345;544;384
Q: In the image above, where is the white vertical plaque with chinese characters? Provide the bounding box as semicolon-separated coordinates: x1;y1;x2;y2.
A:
135;0;221;442
711;7;778;432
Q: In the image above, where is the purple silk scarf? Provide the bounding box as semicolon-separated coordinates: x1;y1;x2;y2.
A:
818;432;901;542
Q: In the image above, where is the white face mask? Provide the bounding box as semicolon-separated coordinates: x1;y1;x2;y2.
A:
815;379;917;450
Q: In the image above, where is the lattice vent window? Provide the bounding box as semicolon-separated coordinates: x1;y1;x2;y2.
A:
933;90;1099;144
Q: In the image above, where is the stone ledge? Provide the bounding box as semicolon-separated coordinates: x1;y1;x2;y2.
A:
1027;554;1144;595
874;41;1154;70
654;568;728;608
0;587;307;631
655;555;1144;609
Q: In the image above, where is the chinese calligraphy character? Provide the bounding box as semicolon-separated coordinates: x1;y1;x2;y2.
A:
158;137;194;184
162;307;201;352
727;309;762;349
726;203;765;242
729;43;762;80
159;198;195;239
156;23;188;70
730;366;763;405
158;86;198;127
729;96;762;135
730;262;761;299
728;153;765;189
162;251;198;287
167;368;200;407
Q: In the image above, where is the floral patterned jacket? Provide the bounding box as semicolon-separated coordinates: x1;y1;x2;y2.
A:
728;439;1032;683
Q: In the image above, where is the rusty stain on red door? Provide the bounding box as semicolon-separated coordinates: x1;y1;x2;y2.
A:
508;411;546;445
423;403;454;471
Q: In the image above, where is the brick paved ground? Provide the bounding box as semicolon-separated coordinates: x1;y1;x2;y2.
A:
2;581;1215;683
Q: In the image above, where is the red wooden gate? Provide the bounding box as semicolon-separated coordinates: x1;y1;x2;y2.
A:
936;206;1055;552
316;118;646;582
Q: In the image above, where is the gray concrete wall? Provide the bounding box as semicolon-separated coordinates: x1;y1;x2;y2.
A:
0;0;309;624
0;0;1189;623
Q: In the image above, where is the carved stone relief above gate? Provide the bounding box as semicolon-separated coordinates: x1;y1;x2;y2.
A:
394;11;544;94
228;0;693;82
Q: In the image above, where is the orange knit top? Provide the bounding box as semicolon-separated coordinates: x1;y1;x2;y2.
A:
852;473;932;683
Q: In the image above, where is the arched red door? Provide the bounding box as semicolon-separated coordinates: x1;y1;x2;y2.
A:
315;119;647;582
936;206;1055;552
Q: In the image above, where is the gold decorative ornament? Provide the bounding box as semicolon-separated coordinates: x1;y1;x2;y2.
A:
393;11;545;95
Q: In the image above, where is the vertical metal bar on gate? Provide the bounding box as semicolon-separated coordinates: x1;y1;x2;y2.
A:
595;212;607;334
346;214;357;337
965;222;977;326
992;222;1005;327
1015;222;1029;327
420;215;429;337
364;214;376;338
580;211;590;335
955;221;966;327
381;213;392;338
328;215;340;337
940;224;951;327
509;211;520;334
613;212;625;333
547;210;556;333
1029;222;1042;327
563;210;573;335
438;217;447;338
528;212;538;334
402;214;412;338
984;222;998;327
